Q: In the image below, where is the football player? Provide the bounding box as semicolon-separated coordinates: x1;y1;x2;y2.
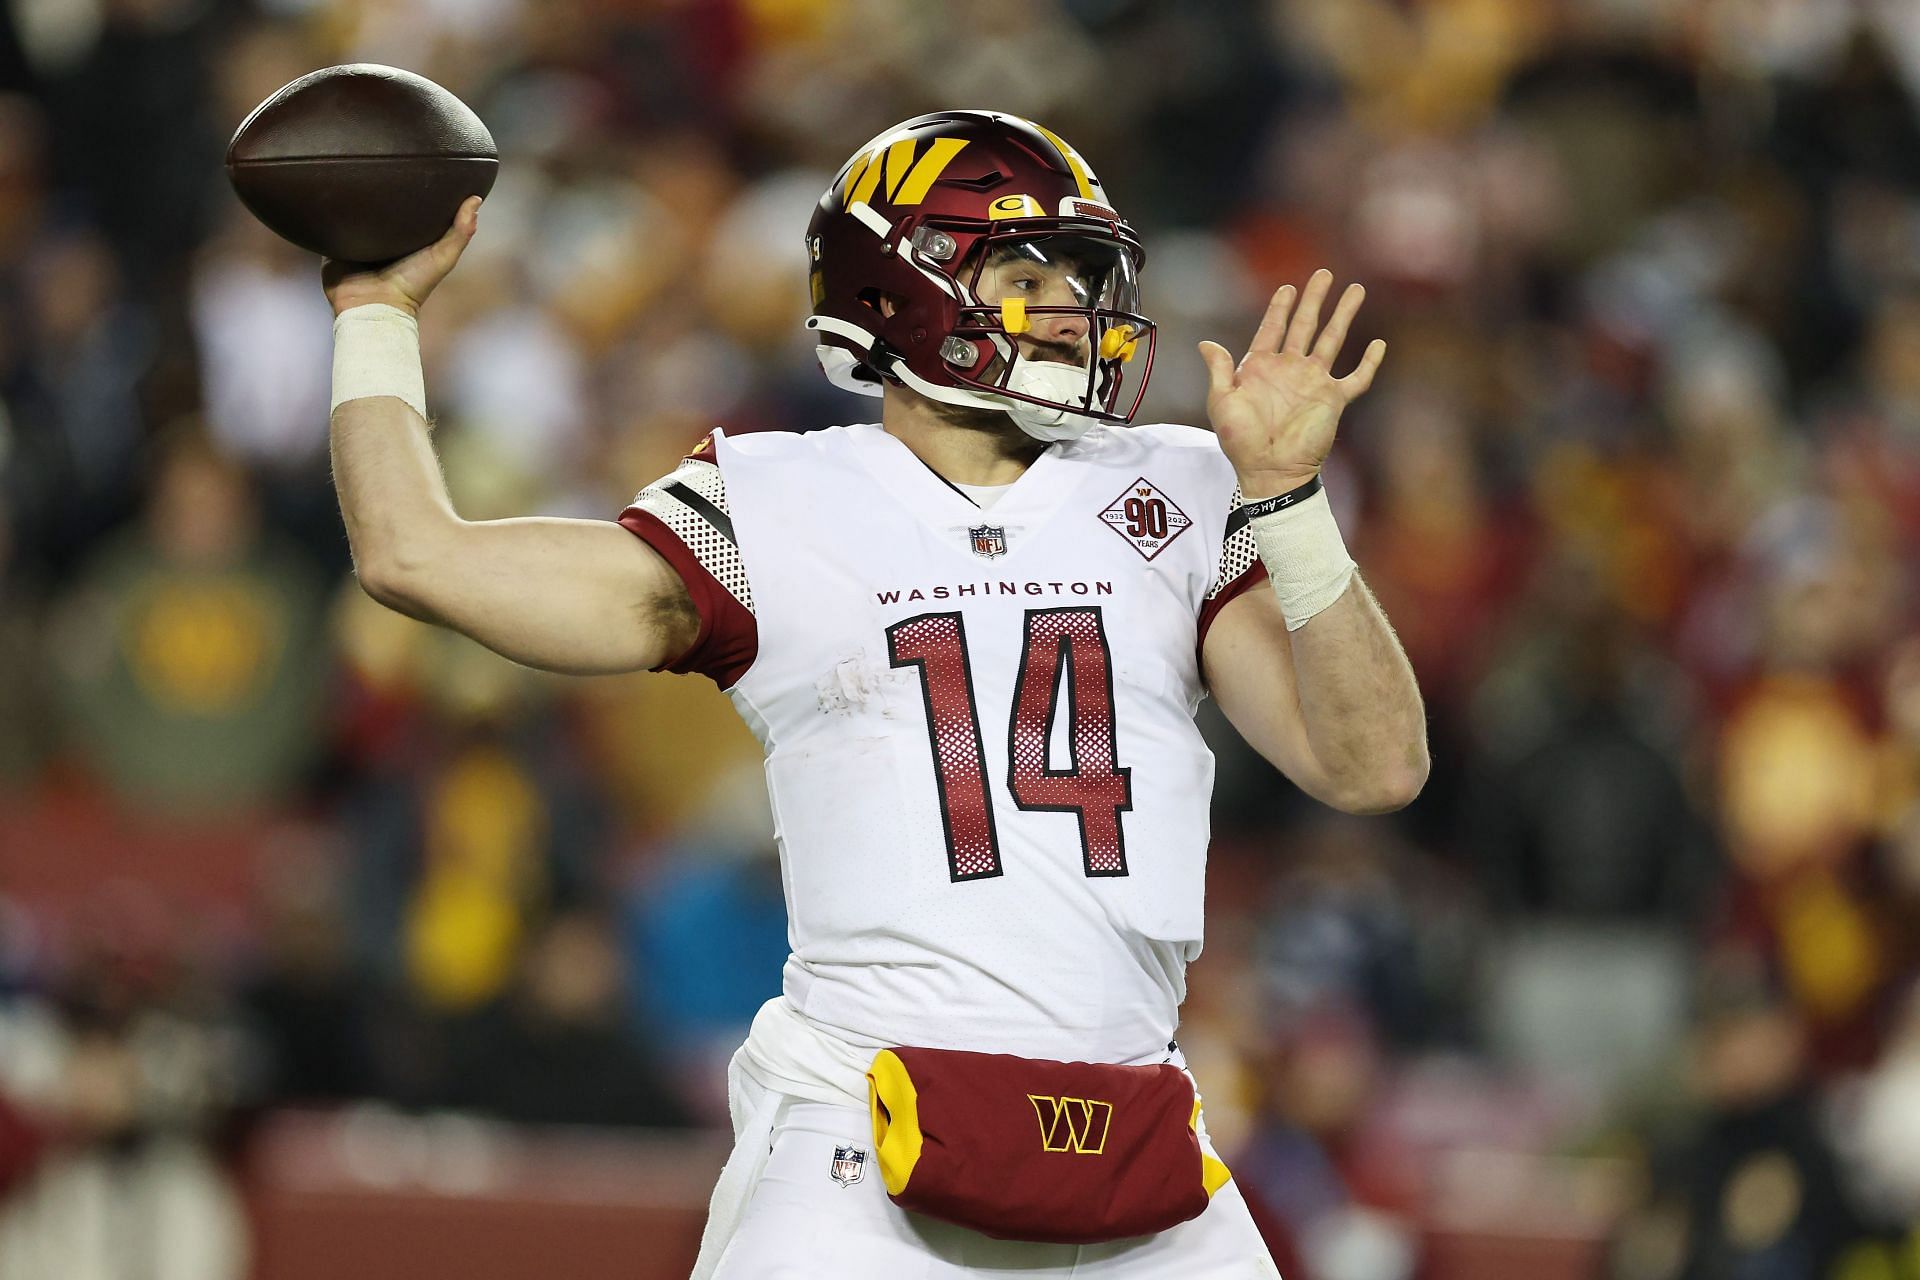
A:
323;111;1426;1278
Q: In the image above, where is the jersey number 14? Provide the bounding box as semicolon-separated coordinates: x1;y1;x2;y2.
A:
886;606;1133;882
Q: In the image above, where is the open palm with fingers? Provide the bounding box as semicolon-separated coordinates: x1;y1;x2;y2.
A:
1198;268;1386;500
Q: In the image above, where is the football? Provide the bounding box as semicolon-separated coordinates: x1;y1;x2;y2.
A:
225;63;497;263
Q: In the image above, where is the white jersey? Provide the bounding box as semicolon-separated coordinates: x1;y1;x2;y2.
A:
620;423;1263;1066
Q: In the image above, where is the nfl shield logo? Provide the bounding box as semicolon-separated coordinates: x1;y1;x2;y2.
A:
969;525;1008;559
829;1144;867;1188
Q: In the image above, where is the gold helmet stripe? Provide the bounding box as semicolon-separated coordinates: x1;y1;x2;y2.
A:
841;151;874;203
1032;122;1094;200
891;137;969;204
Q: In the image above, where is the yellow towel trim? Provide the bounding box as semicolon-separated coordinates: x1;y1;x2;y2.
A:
1190;1097;1233;1196
867;1050;925;1196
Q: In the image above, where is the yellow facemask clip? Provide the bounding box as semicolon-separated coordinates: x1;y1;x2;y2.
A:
1100;323;1139;362
1000;297;1030;335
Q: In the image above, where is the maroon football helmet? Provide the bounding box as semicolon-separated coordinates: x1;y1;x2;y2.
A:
805;111;1155;439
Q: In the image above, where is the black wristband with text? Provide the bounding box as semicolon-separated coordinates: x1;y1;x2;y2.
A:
1239;474;1323;521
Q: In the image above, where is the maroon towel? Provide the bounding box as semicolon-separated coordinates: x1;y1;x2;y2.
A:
867;1046;1230;1244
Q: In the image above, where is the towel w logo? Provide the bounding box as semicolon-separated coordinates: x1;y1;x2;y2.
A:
1029;1094;1114;1155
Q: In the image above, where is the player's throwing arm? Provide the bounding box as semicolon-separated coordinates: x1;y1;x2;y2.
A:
1196;271;1429;813
221;65;690;675
322;204;698;676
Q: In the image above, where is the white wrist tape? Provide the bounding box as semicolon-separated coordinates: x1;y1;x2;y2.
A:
1248;486;1356;630
331;303;427;420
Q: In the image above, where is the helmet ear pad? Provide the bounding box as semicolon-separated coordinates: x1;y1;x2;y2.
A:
854;231;978;384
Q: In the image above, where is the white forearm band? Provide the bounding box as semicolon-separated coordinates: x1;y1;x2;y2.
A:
1248;485;1357;630
331;303;427;420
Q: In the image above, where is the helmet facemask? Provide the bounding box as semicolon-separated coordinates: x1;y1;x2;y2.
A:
897;222;1155;441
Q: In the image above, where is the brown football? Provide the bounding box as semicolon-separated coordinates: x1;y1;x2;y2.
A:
225;64;498;263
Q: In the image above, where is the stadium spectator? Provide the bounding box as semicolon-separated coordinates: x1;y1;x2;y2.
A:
47;426;328;816
1670;973;1862;1279
620;761;787;1119
437;910;693;1130
0;889;248;1280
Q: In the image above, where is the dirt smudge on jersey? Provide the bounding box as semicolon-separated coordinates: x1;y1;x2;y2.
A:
815;651;899;717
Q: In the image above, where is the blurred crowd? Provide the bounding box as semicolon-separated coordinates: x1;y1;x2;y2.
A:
2;0;1920;1278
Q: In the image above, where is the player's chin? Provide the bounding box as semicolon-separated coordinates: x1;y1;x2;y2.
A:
932;397;1027;437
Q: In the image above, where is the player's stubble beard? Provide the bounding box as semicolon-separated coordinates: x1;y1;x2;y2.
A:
927;396;1032;444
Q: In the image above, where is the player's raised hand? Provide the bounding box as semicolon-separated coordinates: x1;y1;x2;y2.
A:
322;195;482;319
1197;269;1385;500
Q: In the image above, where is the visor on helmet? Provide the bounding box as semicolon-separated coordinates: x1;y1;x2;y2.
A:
973;235;1141;313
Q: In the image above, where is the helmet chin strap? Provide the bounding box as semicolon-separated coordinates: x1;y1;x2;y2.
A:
999;356;1100;442
885;351;1102;441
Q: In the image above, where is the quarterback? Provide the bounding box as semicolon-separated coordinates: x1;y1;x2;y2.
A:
323;112;1426;1277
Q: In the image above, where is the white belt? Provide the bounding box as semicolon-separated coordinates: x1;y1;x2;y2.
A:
733;995;879;1111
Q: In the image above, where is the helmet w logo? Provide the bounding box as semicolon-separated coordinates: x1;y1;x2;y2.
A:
1029;1094;1114;1155
843;137;970;207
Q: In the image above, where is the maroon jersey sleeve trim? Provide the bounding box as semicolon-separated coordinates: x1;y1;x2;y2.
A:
1197;489;1267;655
617;455;757;689
1196;558;1269;653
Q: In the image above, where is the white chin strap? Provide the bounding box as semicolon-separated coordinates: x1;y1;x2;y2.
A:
999;357;1100;442
881;351;1103;443
809;312;1102;441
